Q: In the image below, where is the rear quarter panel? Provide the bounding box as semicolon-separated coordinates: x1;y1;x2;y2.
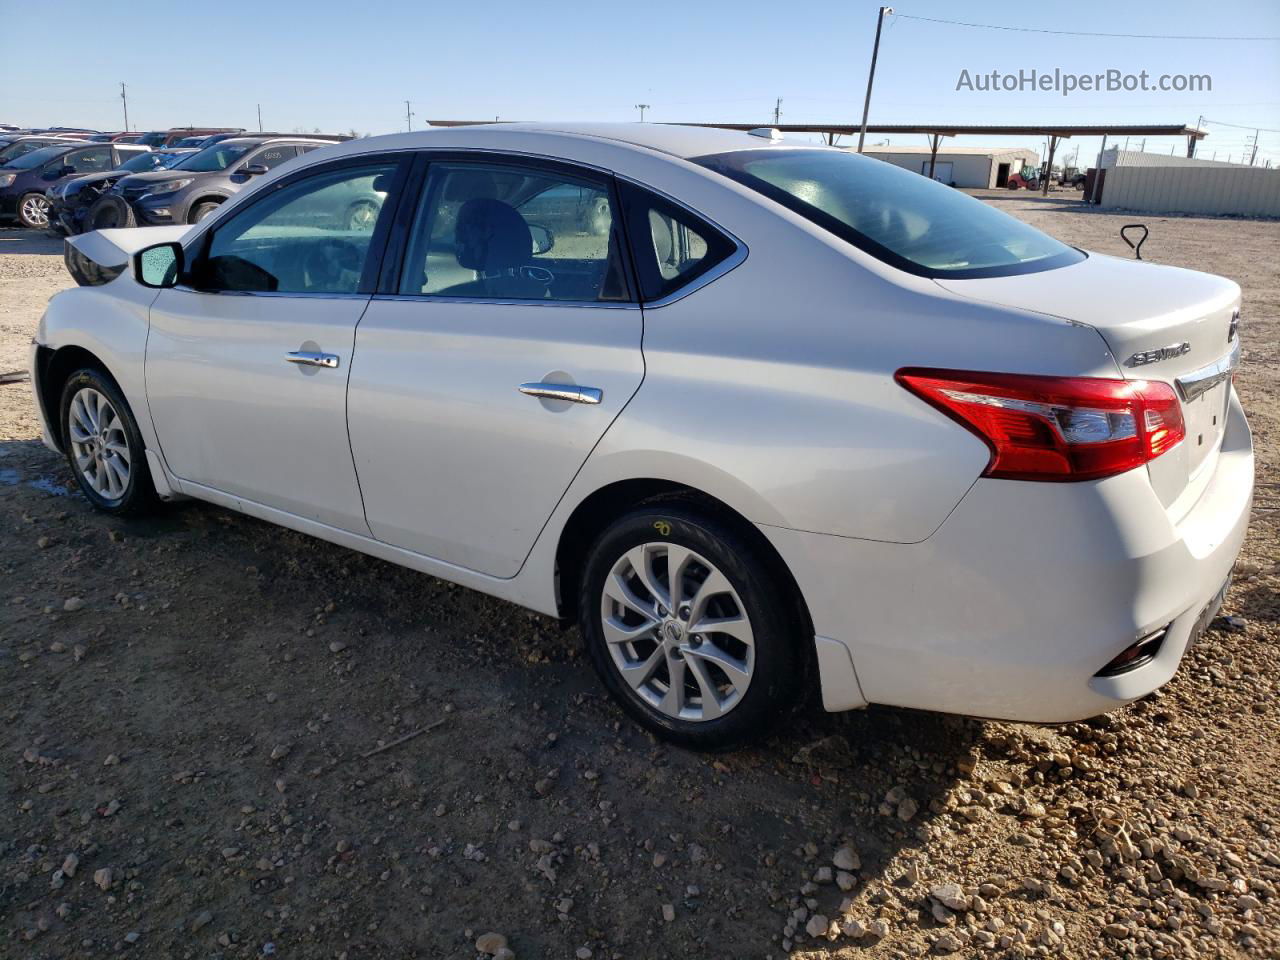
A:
555;150;1123;544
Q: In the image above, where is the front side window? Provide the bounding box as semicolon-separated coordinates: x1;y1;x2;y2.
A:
196;162;397;295
398;161;629;302
695;148;1084;279
66;147;114;174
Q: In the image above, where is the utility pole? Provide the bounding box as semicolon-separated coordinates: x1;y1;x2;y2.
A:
119;82;129;132
1139;138;1146;153
404;101;414;131
1188;114;1202;157
773;98;782;126
1249;130;1260;166
635;103;650;122
257;104;263;132
857;6;893;153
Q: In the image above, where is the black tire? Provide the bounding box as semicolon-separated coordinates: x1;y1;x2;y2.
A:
578;502;806;750
189;201;221;223
17;192;51;228
58;367;158;516
85;194;137;232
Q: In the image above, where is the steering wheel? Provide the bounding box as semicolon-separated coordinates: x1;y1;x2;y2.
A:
302;238;363;291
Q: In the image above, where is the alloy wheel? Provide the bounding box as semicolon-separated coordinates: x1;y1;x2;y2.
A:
21;195;50;227
68;387;131;501
599;542;755;722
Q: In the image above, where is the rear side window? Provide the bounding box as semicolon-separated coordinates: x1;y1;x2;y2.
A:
695;148;1083;279
398;160;630;303
616;182;737;303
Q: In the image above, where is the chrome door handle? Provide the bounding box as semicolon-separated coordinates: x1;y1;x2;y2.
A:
518;382;603;405
286;351;340;369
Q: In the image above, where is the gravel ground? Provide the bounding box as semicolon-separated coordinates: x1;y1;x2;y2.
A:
1;196;1278;959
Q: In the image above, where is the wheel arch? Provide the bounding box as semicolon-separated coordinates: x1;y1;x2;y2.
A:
37;344;116;453
186;195;225;222
553;478;815;645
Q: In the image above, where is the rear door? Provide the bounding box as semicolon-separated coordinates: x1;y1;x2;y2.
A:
346;154;644;578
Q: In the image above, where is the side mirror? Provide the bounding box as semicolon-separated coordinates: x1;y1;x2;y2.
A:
528;224;554;256
133;241;184;289
237;163;269;176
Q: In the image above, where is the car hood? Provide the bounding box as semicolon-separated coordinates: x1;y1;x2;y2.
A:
116;169;212;188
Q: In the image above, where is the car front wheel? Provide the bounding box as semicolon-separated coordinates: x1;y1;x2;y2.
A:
59;368;157;516
18;192;51;228
579;503;806;749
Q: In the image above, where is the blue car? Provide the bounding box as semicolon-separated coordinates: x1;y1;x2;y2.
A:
0;142;149;227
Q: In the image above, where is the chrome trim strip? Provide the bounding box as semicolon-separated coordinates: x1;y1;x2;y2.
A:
172;285;370;300
1176;338;1241;402
371;293;638;310
518;382;603;404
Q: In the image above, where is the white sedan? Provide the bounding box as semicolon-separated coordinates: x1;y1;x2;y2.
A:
33;123;1253;749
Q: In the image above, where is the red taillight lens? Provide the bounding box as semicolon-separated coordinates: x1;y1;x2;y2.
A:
896;368;1185;482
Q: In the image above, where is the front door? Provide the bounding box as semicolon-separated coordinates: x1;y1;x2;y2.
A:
347;156;645;578
146;156;405;532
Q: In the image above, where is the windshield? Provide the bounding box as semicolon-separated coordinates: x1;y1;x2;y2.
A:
4;145;73;170
0;140;53;164
136;132;168;147
174;142;254;173
695;148;1084;279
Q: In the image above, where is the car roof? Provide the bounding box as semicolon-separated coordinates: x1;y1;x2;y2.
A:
411;122;810;159
215;135;344;147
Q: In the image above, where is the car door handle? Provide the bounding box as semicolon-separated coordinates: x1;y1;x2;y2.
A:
518;382;603;405
286;351;340;369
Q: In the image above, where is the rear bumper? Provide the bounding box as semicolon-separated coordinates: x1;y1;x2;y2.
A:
766;388;1253;723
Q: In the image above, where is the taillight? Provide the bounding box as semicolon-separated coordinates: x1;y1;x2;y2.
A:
895;368;1185;482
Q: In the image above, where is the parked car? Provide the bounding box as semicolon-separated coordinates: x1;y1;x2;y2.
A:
111;136;342;224
47;148;196;235
1;142;150;227
134;127;245;149
0;135;84;166
37;124;1252;749
86;132;148;144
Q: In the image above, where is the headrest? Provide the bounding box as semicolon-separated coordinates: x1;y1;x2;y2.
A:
455;198;531;274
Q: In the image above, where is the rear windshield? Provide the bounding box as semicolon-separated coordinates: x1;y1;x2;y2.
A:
175;142;254;173
694;148;1084;279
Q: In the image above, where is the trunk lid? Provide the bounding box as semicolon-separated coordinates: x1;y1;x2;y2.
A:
936;252;1241;511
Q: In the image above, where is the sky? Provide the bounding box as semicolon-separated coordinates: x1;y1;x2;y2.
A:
2;0;1277;168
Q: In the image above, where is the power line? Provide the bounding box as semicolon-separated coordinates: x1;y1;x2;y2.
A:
893;13;1278;41
1202;118;1280;134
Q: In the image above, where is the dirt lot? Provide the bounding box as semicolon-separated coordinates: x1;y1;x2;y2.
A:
1;196;1278;960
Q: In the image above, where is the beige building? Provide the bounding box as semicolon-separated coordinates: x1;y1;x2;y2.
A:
858;145;1041;188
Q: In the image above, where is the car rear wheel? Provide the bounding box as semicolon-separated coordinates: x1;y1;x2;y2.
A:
18;192;51;228
189;201;221;223
59;368;157;516
578;503;806;749
86;195;136;232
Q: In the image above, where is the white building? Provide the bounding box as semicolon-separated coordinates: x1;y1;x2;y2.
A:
858;145;1041;188
1100;147;1255;170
